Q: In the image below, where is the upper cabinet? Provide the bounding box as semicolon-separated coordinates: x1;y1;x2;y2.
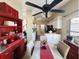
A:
48;16;62;29
0;2;18;19
0;2;22;37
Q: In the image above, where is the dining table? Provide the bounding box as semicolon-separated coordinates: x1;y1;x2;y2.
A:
31;41;63;59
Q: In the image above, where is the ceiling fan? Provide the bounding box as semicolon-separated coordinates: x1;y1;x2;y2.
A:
25;0;64;18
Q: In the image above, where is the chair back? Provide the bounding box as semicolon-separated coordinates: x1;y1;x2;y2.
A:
57;41;70;59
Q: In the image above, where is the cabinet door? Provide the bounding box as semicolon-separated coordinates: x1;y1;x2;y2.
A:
64;40;78;59
3;52;13;59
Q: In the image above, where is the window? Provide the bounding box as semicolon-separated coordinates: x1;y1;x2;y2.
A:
70;17;79;44
70;17;79;36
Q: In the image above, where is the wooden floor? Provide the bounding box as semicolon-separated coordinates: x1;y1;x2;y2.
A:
22;51;30;59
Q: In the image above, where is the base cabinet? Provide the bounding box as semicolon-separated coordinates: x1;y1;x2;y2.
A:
0;40;25;59
5;52;13;59
64;40;78;59
1;52;13;59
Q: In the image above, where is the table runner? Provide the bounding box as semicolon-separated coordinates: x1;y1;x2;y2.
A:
40;45;54;59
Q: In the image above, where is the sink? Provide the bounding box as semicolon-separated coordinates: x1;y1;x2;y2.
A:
0;46;7;52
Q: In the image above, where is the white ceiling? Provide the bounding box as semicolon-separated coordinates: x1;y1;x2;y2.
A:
24;0;70;18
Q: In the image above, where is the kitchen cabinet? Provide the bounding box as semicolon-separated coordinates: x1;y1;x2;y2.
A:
48;16;62;29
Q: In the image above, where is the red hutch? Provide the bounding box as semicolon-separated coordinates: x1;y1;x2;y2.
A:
0;2;25;59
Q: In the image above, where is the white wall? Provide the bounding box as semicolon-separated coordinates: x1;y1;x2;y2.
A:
25;10;34;41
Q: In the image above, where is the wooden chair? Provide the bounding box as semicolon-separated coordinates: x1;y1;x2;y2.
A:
57;41;70;59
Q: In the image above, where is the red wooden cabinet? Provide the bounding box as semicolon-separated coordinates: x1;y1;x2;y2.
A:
11;8;18;18
2;52;13;59
0;26;17;34
64;40;78;59
0;39;25;59
0;2;25;59
0;20;4;25
0;2;18;18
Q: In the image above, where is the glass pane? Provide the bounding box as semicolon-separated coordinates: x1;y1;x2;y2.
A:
70;32;79;36
70;17;79;32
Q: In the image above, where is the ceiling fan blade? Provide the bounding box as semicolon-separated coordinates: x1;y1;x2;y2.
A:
49;0;63;9
25;1;43;10
32;12;43;16
50;9;65;13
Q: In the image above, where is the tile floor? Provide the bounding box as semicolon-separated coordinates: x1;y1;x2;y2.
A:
22;51;30;59
22;41;40;59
